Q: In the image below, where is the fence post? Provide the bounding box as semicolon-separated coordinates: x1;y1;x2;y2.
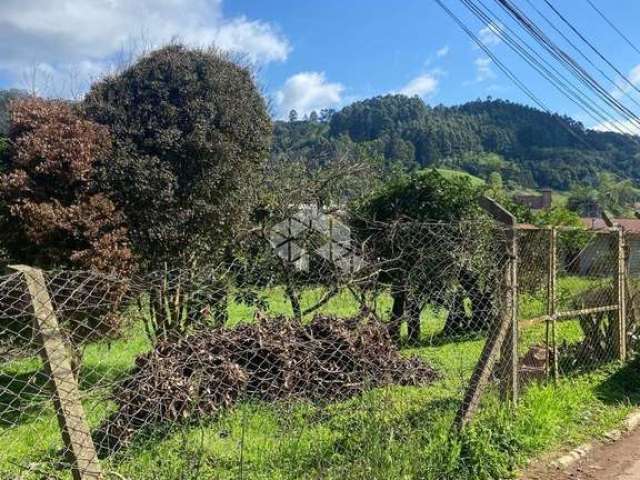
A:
453;197;518;430
615;229;627;361
545;228;559;381
501;211;519;404
9;265;102;480
602;211;627;362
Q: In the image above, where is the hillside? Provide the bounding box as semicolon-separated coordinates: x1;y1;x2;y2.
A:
273;95;640;191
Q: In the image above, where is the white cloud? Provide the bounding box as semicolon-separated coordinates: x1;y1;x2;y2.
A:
474;56;496;82
478;22;502;47
398;73;439;98
611;64;640;100
275;72;344;119
436;46;450;58
0;0;291;95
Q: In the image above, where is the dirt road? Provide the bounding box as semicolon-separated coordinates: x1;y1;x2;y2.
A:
521;427;640;480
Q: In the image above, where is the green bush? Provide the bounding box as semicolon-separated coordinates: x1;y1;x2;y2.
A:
83;44;272;271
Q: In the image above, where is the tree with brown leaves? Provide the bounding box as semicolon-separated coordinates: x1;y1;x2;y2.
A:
0;97;132;275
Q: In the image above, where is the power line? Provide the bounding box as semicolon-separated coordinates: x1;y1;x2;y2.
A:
461;0;637;135
543;0;640;98
585;0;640;56
434;0;640;149
523;0;640;113
433;0;549;113
494;0;640;132
432;0;603;149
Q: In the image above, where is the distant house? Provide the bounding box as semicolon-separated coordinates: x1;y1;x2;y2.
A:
513;189;553;210
578;217;640;276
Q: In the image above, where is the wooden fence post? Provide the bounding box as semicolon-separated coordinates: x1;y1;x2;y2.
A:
453;197;518;430
615;229;627;361
500;208;519;404
545;228;559;381
602;212;628;362
10;265;102;480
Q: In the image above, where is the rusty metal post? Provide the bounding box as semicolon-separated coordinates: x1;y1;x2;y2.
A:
10;265;102;480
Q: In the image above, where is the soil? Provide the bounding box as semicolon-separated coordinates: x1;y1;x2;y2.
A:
520;427;640;480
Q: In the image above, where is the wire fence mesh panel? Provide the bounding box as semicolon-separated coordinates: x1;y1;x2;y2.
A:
517;227;552;386
515;227;623;386
555;229;619;376
0;217;631;479
627;233;640;353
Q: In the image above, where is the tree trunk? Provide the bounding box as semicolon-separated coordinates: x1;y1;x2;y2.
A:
444;269;494;336
406;297;422;344
388;288;406;343
285;282;303;321
444;289;468;335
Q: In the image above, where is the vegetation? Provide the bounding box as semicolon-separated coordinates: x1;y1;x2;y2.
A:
1;42;640;480
274;94;640;191
81;45;272;339
83;45;272;271
0;97;132;273
567;172;640;216
351;170;497;340
1;282;638;480
0;89;27;135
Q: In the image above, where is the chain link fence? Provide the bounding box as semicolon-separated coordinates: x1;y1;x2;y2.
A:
517;226;627;384
0;214;633;479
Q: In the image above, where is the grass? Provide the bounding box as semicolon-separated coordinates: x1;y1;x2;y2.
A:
435;169;486;187
1;277;639;479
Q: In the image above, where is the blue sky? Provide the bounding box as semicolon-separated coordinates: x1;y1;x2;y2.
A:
1;0;640;130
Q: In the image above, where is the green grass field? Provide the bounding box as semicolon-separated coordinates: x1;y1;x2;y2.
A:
435;169;486;187
1;278;639;480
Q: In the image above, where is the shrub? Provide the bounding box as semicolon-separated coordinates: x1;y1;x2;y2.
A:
0;97;132;274
83;45;271;338
351;169;501;341
83;44;272;271
0;98;134;349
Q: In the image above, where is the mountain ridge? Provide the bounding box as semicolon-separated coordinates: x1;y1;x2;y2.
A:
273;95;640;190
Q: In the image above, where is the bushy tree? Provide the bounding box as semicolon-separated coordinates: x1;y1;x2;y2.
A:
83;45;272;270
0;97;132;273
83;45;271;339
351;169;503;341
567;173;640;217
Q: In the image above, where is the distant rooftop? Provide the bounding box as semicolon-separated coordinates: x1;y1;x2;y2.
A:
513;189;553;210
581;217;640;234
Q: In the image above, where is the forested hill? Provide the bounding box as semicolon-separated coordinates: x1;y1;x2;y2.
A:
273;95;640;190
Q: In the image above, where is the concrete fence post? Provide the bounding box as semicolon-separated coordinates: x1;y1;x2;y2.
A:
10;265;102;480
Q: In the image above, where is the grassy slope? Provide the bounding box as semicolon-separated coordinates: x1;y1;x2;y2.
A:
435;168;486;187
1;279;639;479
435;166;574;208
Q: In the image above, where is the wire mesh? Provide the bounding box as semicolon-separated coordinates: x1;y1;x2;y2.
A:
516;226;624;388
0;217;630;479
555;229;619;375
516;227;551;385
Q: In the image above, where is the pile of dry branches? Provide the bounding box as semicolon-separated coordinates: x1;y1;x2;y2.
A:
97;314;438;452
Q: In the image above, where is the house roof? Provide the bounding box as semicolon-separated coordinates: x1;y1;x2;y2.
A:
581;217;640;234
